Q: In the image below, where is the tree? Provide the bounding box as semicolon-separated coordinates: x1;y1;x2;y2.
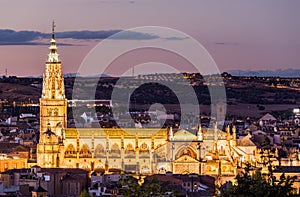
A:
119;176;143;197
119;176;175;197
219;138;297;197
141;177;168;197
79;190;91;197
219;163;296;197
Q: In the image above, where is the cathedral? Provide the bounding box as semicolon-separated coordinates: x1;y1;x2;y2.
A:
37;24;257;177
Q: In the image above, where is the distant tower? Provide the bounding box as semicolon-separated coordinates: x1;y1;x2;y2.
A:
168;127;174;141
40;21;67;136
232;125;237;146
226;125;230;141
197;124;203;141
37;21;67;167
32;183;47;197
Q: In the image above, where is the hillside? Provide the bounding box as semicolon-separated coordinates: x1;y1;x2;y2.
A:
0;74;299;117
0;82;40;102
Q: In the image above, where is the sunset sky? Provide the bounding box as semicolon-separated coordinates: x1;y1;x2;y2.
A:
0;0;299;76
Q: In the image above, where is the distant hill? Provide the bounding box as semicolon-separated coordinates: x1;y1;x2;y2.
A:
22;73;111;78
228;69;300;78
64;73;111;78
0;82;41;102
0;73;299;117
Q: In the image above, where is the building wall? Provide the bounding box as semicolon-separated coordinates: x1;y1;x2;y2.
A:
0;157;27;172
40;98;67;136
36;30;251;176
60;128;168;173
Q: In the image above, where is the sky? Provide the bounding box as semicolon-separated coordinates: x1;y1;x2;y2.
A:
0;0;300;76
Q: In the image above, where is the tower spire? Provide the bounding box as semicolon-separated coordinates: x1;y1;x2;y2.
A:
48;21;59;62
52;20;55;39
38;22;67;168
197;124;203;141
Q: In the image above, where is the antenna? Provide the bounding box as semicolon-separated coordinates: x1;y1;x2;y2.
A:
52;20;56;39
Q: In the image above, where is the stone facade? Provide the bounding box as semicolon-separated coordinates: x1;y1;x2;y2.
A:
37;25;66;168
37;25;256;177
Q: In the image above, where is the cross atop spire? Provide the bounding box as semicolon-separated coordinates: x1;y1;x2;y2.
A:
52;20;56;39
47;21;59;63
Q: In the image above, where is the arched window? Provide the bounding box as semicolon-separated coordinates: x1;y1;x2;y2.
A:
53;108;58;116
206;166;212;172
110;143;120;158
79;144;92;158
95;144;105;158
175;146;197;160
125;143;135;158
65;144;76;158
220;146;225;155
47;108;52;116
139;143;150;158
140;165;150;174
158;167;166;174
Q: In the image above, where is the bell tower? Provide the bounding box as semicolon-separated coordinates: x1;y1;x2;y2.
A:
40;21;67;137
37;21;67;167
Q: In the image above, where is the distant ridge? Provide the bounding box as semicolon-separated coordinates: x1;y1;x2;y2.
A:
22;73;111;78
228;69;300;78
69;73;111;78
21;70;300;78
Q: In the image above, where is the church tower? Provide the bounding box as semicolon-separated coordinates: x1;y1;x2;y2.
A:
40;21;67;136
37;22;67;167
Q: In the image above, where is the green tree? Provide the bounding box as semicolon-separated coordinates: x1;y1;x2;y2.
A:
119;176;175;197
141;177;168;197
120;176;142;197
219;138;297;197
80;189;91;197
219;163;296;197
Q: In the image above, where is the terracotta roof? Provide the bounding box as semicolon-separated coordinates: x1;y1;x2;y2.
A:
41;168;88;174
259;113;277;121
65;128;167;137
252;134;273;147
0;142;29;153
237;134;256;146
1;168;30;175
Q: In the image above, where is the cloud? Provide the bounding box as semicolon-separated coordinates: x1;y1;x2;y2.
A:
109;30;159;40
214;42;238;46
164;36;189;41
0;29;160;45
0;29;44;45
56;30;159;40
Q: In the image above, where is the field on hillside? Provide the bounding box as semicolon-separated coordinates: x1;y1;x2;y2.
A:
0;75;299;118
